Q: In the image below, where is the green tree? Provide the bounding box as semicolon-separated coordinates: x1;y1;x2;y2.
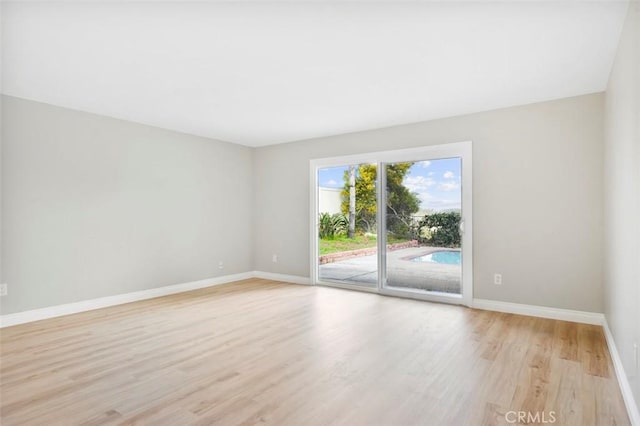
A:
385;163;420;237
341;164;377;233
341;163;420;238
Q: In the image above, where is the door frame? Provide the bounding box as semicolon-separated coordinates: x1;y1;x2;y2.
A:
309;141;473;307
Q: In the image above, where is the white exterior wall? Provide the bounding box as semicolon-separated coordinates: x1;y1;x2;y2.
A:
319;187;342;215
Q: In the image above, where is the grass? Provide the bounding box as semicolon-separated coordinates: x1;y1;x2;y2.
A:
319;234;409;255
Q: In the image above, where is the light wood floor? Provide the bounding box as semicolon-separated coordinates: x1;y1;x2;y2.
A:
0;279;629;426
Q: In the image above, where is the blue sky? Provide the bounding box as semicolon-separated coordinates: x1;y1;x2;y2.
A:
318;158;461;212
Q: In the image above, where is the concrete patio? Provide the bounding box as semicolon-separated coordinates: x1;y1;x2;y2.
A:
319;246;461;293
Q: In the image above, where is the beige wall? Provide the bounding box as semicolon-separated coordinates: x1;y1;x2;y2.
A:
1;95;254;314
604;2;640;408
0;92;609;318
253;93;605;312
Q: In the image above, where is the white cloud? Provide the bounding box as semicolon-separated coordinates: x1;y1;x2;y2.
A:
428;171;434;176
443;171;455;179
404;175;437;208
418;160;431;168
404;175;435;193
437;181;460;192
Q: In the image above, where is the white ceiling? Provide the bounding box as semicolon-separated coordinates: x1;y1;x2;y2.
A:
1;1;629;147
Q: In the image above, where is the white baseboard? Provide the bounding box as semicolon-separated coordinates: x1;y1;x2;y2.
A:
252;271;311;286
0;278;607;329
0;271;310;328
0;272;254;328
603;318;640;426
473;299;640;424
471;298;604;325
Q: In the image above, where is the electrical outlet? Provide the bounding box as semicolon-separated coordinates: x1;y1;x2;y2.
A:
0;283;7;297
218;261;224;270
272;254;278;263
493;273;502;285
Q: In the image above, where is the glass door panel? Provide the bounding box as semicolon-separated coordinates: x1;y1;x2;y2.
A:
383;158;462;294
317;163;378;288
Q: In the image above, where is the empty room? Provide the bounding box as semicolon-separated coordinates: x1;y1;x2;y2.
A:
0;0;639;425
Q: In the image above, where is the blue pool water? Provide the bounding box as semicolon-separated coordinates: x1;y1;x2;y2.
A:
411;251;461;265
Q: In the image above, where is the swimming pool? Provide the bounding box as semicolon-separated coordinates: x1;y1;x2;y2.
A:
411;250;461;265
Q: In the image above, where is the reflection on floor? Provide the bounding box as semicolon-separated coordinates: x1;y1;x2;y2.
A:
319;246;461;293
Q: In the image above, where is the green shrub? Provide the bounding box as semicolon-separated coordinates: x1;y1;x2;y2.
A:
319;213;348;239
417;212;461;247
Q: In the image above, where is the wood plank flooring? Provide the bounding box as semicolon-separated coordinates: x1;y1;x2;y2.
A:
0;279;630;425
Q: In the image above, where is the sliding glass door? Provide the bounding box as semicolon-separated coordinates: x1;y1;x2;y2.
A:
382;158;462;296
316;163;378;289
311;143;472;305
